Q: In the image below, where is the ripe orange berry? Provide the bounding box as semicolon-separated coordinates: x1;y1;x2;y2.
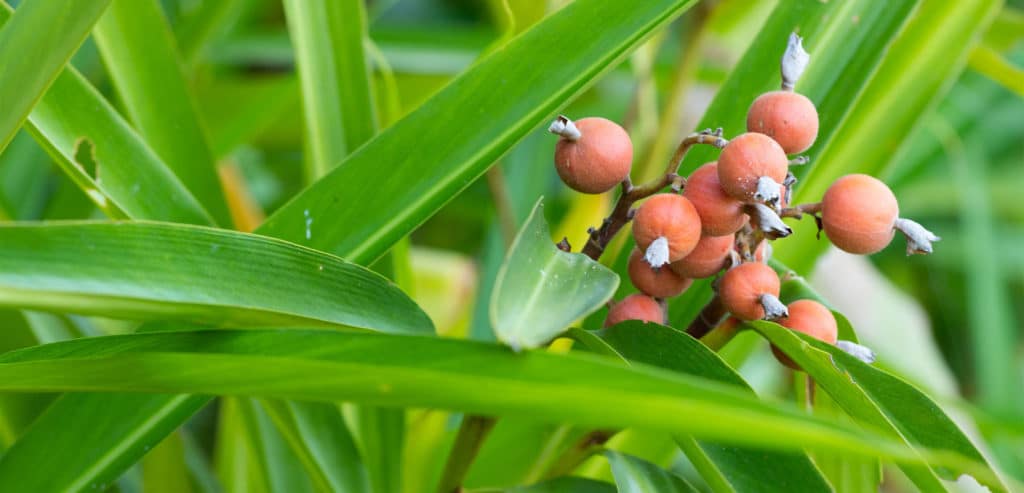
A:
632;193;702;264
821;174;899;254
683;163;747;236
628;248;693;298
719;262;781;321
771;299;838;370
604;294;664;327
746;91;819;154
717;132;789;202
670;233;734;279
554;117;633;194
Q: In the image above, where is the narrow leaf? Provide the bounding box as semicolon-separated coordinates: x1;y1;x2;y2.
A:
491;199;619;349
260;400;370;493
0;0;111;153
282;0;378;180
605;450;699;493
600;322;832;493
257;0;700;264
0;329;973;469
751;321;1008;492
93;0;234;226
0;3;215;225
0;222;433;334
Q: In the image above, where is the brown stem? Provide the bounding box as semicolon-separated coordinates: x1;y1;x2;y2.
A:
580;131;728;260
779;202;822;219
542;429;615;480
686;295;727;339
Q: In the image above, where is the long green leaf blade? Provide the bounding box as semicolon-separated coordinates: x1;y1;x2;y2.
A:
751;321;1008;492
0;0;111;153
260;400;370;493
0;329;950;465
283;0;378;180
600;322;831;493
0;222;433;334
258;0;699;265
92;0;233;226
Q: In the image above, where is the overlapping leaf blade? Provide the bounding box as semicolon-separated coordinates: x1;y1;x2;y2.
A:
258;0;700;265
0;0;111;153
0;329;945;465
0;222;432;333
93;0;233;226
751;321;1007;492
601;322;832;492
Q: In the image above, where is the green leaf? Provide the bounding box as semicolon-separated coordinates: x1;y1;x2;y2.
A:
142;432;194;493
0;329;942;466
0;392;209;492
605;450;699;493
508;476;615;493
257;0;699;265
750;321;1008;492
600;322;832;493
777;0;1003;272
0;221;432;334
0;2;214;226
260;400;370;493
0;0;111;153
241;400;316;493
282;0;378;180
92;0;233;226
968;43;1024;97
491;199;619;349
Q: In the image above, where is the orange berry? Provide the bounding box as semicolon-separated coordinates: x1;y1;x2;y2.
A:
604;294;664;327
670;234;733;279
746;91;819;154
554;117;633;194
683;163;747;236
628;248;693;298
717;133;788;202
771;299;839;370
821;174;898;254
719;262;781;321
632;193;702;263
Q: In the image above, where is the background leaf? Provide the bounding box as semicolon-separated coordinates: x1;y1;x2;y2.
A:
0;0;111;152
491;199;619;349
92;0;233;226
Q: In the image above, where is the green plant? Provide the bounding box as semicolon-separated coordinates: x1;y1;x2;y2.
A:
0;0;1021;492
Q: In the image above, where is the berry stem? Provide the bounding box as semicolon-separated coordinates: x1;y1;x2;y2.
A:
580;130;728;260
779;201;822;219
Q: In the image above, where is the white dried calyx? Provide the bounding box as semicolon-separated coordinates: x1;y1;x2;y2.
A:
894;218;941;255
781;32;810;91
760;293;789;321
548;115;581;141
644;236;671;269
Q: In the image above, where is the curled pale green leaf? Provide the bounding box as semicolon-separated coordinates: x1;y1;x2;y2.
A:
491;199;619;349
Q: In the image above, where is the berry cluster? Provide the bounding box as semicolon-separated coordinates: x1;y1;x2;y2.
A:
548;34;939;367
